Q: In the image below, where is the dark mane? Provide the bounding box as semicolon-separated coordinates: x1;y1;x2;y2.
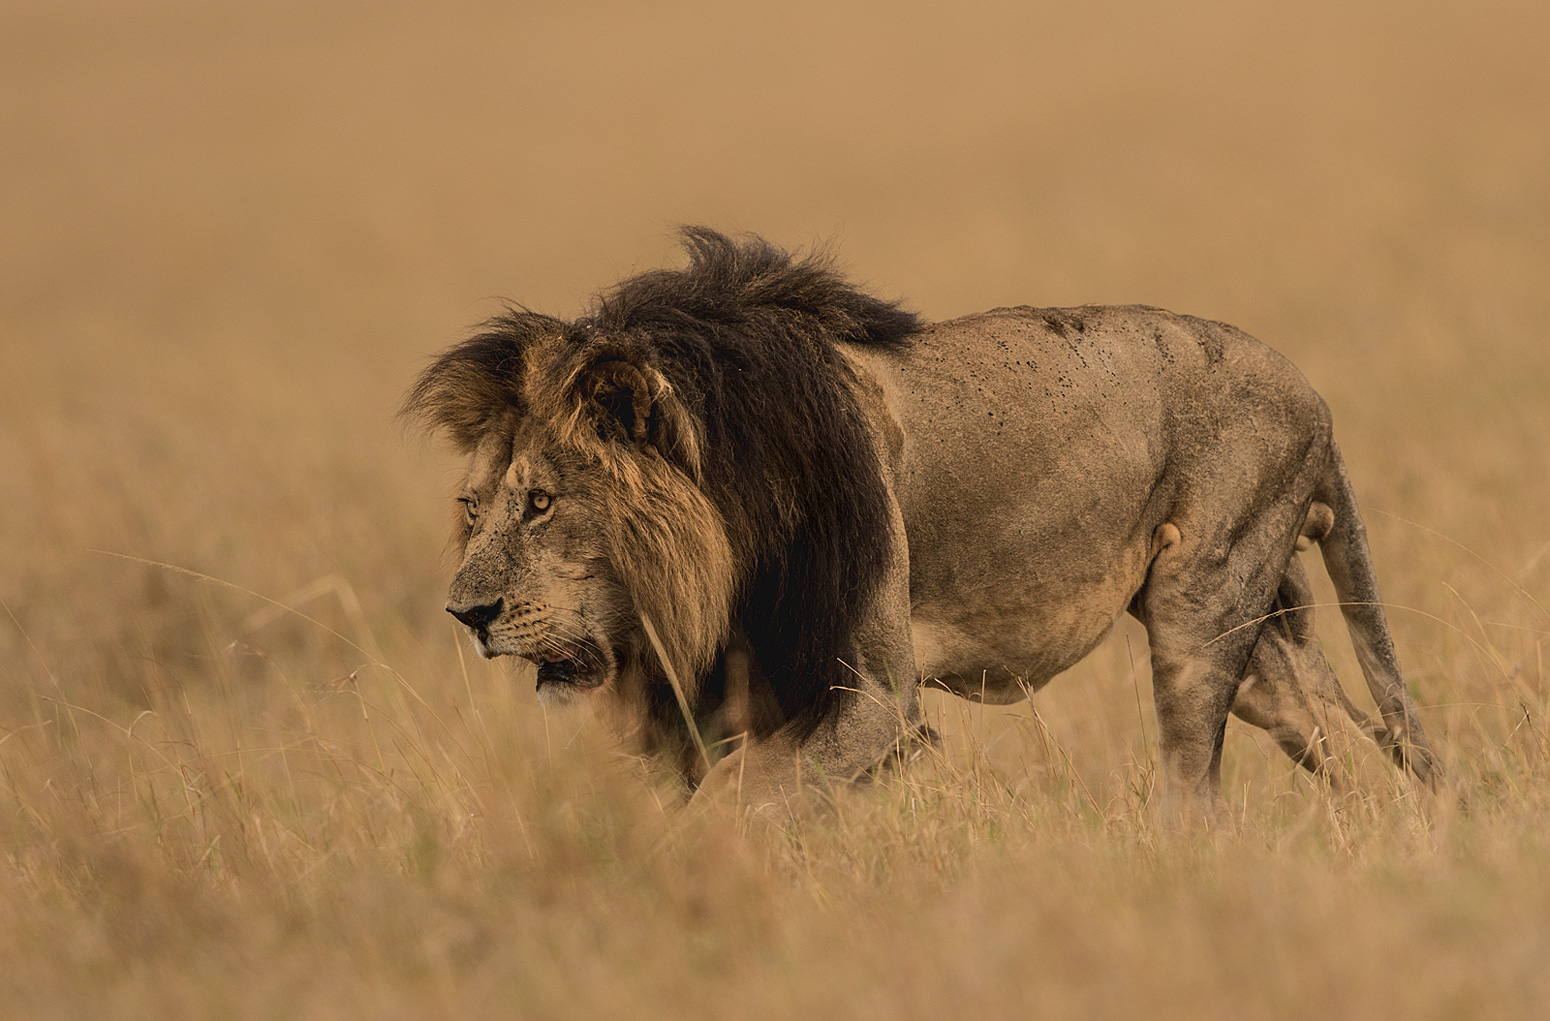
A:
399;308;563;451
581;228;919;737
408;227;921;741
591;227;919;351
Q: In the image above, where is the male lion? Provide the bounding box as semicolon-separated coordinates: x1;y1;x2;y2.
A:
404;228;1438;819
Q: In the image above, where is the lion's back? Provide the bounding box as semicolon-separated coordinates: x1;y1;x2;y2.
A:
875;303;1329;478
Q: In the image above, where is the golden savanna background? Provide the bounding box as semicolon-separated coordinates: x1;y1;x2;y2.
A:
3;0;1548;1015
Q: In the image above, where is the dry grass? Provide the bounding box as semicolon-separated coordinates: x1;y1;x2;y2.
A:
3;0;1549;1016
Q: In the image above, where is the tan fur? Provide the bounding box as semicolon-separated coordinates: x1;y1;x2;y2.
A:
592;447;735;683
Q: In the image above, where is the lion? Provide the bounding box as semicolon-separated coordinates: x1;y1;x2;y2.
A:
403;227;1438;820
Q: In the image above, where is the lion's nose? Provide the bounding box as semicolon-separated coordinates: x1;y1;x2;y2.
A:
447;598;504;630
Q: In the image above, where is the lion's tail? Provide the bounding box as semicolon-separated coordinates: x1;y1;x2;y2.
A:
1312;442;1440;786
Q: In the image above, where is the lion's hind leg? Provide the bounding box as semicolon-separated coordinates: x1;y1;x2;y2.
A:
1137;522;1294;824
1229;557;1393;794
1134;452;1346;824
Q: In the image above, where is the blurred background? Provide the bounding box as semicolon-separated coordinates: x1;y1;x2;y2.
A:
3;2;1549;1014
2;0;1547;795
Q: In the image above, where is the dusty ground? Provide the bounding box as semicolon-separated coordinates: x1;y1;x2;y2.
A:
2;0;1548;1016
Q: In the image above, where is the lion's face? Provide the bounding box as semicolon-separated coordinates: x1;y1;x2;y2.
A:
445;418;633;706
410;320;740;711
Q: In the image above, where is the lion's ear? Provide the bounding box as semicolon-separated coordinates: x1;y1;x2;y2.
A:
583;359;703;484
402;310;562;452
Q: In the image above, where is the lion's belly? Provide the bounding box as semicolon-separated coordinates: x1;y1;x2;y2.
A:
900;419;1163;702
907;529;1154;703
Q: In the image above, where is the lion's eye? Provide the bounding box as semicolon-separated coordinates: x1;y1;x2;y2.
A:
529;490;552;513
457;496;477;524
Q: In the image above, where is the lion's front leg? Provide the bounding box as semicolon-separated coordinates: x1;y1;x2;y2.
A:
693;672;923;815
694;508;921;815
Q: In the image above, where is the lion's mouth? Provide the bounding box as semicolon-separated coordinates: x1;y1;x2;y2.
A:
462;624;613;699
520;648;607;693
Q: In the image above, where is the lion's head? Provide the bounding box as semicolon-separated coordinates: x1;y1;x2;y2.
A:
405;316;736;707
405;228;919;737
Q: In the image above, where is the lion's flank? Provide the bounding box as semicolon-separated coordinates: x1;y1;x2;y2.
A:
406;228;921;739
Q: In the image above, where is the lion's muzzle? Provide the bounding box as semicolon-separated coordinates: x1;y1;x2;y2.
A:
447;597;504;632
447;597;505;658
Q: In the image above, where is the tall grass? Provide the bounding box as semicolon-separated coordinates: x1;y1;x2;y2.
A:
3;0;1548;1015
